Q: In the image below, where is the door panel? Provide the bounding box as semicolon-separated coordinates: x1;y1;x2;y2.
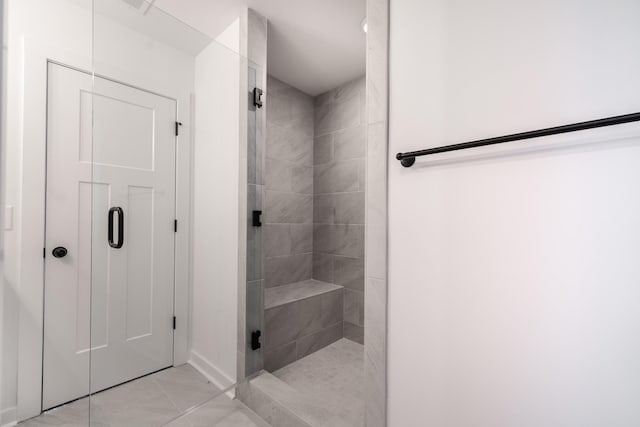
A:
43;63;176;410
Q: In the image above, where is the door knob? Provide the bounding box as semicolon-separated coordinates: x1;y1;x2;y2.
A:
52;246;68;258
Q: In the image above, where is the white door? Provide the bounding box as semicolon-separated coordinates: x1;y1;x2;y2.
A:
43;63;177;410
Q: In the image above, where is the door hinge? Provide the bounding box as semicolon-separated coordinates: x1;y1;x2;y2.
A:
173;316;177;330
251;330;261;350
43;248;46;258
252;210;262;227
174;219;178;232
175;121;182;136
253;88;263;108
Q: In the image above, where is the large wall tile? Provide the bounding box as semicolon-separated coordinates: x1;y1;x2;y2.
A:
291;165;313;194
264;224;292;258
313;224;335;254
313;194;335;225
334;256;364;291
266;124;313;166
297;296;324;338
334;192;365;225
334;125;366;160
320;290;344;328
333;224;365;258
263;342;297;372
264;191;312;224
264;224;313;258
314;134;334;165
265;158;312;194
344;289;365;327
264;303;300;349
312;253;334;283
315;224;365;258
315;95;361;136
265;157;290;192
365;121;388;279
268;95;313;137
344;322;364;345
296;322;343;359
267;76;314;137
289;224;313;254
314;76;366;110
314;159;362;194
265;254;312;288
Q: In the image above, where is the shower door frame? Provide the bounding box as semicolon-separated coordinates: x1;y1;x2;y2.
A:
14;40;193;421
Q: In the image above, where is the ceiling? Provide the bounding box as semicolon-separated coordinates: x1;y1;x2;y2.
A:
153;0;366;96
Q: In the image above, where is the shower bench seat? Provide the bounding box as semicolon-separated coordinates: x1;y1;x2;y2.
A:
264;279;342;309
263;279;345;371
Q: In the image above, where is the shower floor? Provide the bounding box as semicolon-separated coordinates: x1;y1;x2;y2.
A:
273;338;364;426
20;365;268;427
241;338;364;427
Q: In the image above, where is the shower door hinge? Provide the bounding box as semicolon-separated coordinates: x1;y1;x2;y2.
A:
252;210;262;227
251;330;261;350
173;316;177;330
175;121;182;136
253;88;263;108
174;219;178;232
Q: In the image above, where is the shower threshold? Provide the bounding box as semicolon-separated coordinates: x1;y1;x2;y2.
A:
240;338;364;427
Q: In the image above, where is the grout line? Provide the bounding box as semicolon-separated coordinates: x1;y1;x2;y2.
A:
312;222;366;226
312;190;365;195
264;252;313;259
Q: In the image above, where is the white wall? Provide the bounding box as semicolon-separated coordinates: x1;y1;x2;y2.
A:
2;0;198;420
388;0;640;426
190;24;242;388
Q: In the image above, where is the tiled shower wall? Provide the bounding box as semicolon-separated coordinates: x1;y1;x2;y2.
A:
263;75;367;354
312;76;367;344
263;76;314;288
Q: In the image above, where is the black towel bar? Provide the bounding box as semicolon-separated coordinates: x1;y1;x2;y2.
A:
396;112;640;167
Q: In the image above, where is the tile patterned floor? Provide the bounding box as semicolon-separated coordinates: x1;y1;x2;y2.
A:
19;365;269;427
273;338;364;426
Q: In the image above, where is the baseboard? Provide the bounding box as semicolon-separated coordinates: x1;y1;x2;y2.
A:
0;406;17;427
188;350;236;392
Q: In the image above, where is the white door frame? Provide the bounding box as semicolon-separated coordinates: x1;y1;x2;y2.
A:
14;38;193;421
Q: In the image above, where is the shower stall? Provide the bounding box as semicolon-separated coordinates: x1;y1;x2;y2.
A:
0;0;382;425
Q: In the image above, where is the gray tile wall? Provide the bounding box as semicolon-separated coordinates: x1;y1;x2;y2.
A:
312;76;367;345
262;75;367;373
264;76;314;288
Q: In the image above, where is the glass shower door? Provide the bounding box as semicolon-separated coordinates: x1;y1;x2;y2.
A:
88;1;264;425
2;0;94;424
89;1;212;424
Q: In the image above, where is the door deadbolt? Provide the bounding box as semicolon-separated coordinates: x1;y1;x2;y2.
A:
52;246;68;258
